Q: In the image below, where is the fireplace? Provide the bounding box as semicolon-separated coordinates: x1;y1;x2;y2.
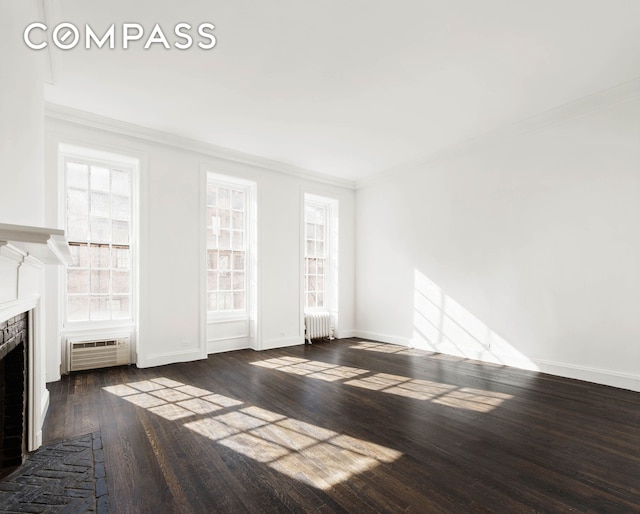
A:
0;223;72;470
0;312;28;479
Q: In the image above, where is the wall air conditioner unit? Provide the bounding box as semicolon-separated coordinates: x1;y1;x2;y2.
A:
68;337;131;372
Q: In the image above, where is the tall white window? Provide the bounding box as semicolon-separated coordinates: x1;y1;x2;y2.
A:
304;194;338;317
304;201;328;310
206;179;248;314
63;153;135;325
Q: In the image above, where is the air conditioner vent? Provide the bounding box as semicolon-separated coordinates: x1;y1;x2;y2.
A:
69;337;131;372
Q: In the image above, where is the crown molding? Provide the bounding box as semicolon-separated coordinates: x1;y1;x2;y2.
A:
357;77;640;189
44;103;356;190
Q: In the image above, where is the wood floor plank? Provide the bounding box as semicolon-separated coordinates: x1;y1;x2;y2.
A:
40;338;640;513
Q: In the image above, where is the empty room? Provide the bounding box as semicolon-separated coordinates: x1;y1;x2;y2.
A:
1;0;639;512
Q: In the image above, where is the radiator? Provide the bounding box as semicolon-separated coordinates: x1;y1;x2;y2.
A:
304;312;333;343
68;337;131;372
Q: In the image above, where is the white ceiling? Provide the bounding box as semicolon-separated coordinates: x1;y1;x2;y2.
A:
44;0;640;182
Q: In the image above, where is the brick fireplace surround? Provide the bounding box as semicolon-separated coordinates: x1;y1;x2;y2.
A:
0;313;28;478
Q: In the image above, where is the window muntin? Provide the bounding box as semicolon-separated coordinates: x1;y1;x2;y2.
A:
304;202;327;310
65;160;132;323
206;182;247;314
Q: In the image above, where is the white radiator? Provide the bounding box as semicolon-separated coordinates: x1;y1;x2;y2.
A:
68;337;131;372
304;312;333;343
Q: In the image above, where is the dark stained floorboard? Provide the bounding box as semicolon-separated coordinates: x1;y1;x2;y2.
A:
42;338;640;513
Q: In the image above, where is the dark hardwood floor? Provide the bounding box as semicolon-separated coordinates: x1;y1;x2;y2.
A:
43;338;640;513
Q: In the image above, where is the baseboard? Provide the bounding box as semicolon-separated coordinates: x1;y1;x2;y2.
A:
207;338;250;354
353;331;640;393
260;336;304;351
351;330;411;346
137;348;204;369
337;329;357;339
534;359;640;393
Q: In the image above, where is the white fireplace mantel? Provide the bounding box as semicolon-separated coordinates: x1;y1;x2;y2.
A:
0;223;71;451
0;223;72;266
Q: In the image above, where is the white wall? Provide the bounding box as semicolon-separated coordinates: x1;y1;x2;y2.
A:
0;0;45;227
355;88;640;392
44;113;356;379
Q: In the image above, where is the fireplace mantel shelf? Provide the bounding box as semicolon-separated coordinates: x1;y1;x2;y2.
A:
0;223;72;265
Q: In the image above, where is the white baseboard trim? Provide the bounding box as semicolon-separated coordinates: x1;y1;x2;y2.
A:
353;331;640;393
137;348;204;369
351;330;411;346
260;336;304;351
534;359;640;393
207;338;250;354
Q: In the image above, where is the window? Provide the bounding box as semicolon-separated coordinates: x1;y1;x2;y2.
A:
64;157;133;324
304;201;328;309
206;180;248;314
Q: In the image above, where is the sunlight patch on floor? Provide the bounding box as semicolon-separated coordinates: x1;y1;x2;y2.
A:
349;341;427;356
250;357;513;413
104;377;401;490
252;356;369;382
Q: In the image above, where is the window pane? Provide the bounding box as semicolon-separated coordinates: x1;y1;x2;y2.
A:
306;241;315;257
90;244;110;268
232;191;244;210
68;296;89;321
68;269;89;294
90;296;110;320
112;247;130;269
307;258;316;274
316;293;324;308
90;217;111;242
232;212;243;230
207;272;217;291
90;192;110;217
112;271;130;294
219;272;231;291
316;241;324;257
208;293;217;311
218;251;231;270
112;220;129;244
69;243;89;267
68;216;89;241
219;210;231;230
207;250;218;270
68;189;88;217
112;170;129;196
307;293;316;308
233;273;244;291
111;195;130;219
219;292;232;311
112;295;130;319
67;162;88;189
219;230;231;250
218;188;230;209
91;270;110;294
90;166;110;192
306;223;315;239
316;224;324;240
232;231;243;251
233;292;245;310
233;253;244;271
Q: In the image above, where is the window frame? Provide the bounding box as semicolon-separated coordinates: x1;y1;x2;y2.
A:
302;193;338;317
304;199;329;311
60;147;138;333
205;173;253;323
